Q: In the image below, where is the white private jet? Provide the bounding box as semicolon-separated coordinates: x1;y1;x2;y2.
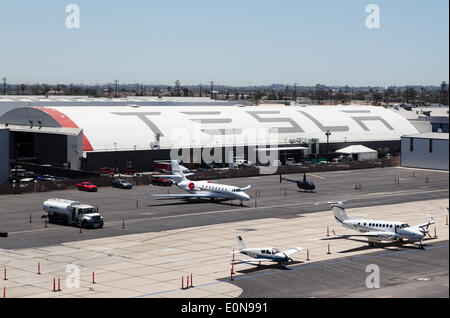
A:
233;236;303;267
330;201;435;249
152;160;251;204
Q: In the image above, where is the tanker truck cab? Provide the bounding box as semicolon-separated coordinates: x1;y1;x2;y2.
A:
73;204;103;229
43;198;104;229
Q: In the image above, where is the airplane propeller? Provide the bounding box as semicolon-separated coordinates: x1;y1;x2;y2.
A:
282;252;294;263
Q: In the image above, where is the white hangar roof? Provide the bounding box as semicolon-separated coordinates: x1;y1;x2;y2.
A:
0;105;420;152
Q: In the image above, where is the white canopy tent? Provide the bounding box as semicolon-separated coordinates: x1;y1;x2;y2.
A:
335;145;378;161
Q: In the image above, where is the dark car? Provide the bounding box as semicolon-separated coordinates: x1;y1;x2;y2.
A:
120;166;141;175
112;179;133;189
151;174;172;187
77;182;98;192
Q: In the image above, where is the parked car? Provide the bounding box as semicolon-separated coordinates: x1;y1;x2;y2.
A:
285;158;296;165
99;167;115;175
120;166;141;175
112;179;133;189
77;182;98;192
151;173;172;187
37;174;56;181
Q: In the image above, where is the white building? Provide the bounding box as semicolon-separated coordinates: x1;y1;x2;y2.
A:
401;133;449;171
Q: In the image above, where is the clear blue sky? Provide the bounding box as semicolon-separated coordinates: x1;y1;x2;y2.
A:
0;0;448;86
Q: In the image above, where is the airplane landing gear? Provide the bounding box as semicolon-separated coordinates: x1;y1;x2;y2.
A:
368;242;376;248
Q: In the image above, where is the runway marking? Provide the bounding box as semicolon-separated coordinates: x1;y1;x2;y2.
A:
7;188;448;235
394;167;449;174
134;242;449;298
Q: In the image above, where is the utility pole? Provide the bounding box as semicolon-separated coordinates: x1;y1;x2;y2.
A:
294;83;297;103
210;81;214;100
2;77;6;95
114;80;119;98
285;84;289;105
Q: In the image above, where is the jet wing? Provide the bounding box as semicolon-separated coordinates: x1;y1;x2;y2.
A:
281;247;303;256
234;258;276;264
338;231;399;240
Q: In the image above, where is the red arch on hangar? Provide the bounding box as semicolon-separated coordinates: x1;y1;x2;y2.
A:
32;107;94;151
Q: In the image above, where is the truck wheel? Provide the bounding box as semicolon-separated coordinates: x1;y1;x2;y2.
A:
82;220;88;229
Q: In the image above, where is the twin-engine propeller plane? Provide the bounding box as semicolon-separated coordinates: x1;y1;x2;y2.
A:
329;201;435;249
152;160;251;205
233;236;303;267
280;173;316;192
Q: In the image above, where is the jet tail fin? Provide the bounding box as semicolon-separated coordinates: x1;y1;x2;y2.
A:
237;236;246;250
329;201;353;222
171;160;186;181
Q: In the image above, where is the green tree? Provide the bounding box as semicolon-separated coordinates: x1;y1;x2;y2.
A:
175;80;181;97
20;84;27;95
440;81;448;105
403;88;417;104
371;91;383;105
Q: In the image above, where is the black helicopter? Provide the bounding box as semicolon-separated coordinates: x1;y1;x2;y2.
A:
280;173;316;192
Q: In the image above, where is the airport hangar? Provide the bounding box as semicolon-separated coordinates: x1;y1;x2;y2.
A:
0;103;420;181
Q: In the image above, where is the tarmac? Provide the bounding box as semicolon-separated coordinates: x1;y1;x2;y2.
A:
0;196;448;298
0;166;448;250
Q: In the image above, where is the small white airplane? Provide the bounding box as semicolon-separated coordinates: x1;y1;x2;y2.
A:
233;236;303;266
152;160;251;204
329;201;435;248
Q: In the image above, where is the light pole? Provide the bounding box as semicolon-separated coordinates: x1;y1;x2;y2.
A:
325;130;331;162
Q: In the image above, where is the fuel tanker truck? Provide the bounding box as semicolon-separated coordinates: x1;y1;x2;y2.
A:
43;198;104;229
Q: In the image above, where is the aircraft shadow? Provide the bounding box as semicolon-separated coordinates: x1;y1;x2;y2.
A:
337;239;434;253
148;199;249;208
233;261;304;273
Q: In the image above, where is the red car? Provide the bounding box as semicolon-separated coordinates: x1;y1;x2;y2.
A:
151;174;172;187
77;182;98;192
99;167;115;175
